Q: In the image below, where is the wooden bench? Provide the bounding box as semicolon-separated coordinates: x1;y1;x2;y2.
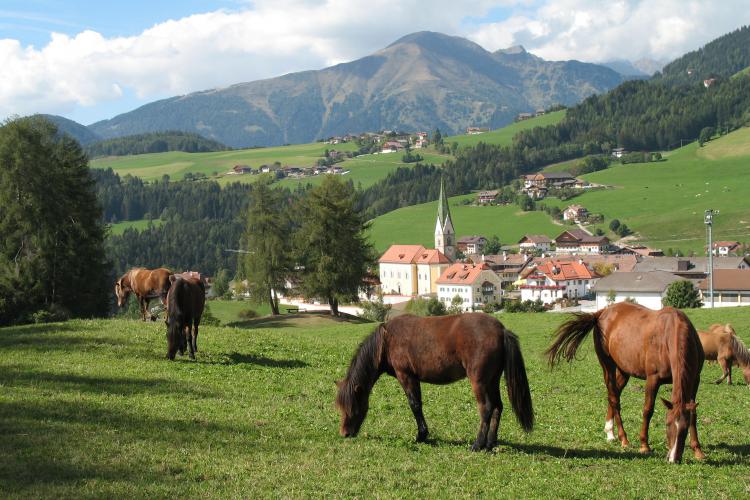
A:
286;307;299;314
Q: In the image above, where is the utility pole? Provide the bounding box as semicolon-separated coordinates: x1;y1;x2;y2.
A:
704;209;715;308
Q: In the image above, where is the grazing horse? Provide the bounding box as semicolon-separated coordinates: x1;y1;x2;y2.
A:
698;323;750;385
115;267;172;321
335;313;534;451
165;273;205;360
546;302;704;463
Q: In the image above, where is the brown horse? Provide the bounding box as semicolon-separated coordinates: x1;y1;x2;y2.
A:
545;302;704;463
335;313;534;451
698;323;750;385
115;267;172;321
165;273;205;360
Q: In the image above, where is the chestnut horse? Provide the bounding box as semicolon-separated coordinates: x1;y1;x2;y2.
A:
165;273;205;360
698;323;750;385
335;313;534;451
546;302;704;463
115;267;173;321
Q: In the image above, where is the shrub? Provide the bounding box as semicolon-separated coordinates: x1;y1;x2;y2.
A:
426;297;446;316
201;302;221;326
238;308;259;320
447;295;464;315
662;281;702;308
359;293;392;322
30;304;70;324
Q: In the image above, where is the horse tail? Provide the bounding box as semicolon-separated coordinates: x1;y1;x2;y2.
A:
503;330;534;432
729;334;750;368
545;311;601;367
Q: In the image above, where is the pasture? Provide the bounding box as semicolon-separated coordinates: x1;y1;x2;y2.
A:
108;218;164;235
3;308;749;497
445;110;565;149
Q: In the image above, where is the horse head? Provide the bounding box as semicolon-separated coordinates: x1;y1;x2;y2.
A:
661;398;697;463
114;275;131;307
335;379;369;437
724;323;736;335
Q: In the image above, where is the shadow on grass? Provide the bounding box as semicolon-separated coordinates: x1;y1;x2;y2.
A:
702;442;750;466
202;352;309;369
226;311;370;329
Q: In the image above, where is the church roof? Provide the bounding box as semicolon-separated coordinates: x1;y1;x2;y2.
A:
415;249;451;264
436;177;452;229
378;245;425;264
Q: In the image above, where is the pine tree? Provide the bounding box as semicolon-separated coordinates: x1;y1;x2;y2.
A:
241;180;290;315
294;176;373;316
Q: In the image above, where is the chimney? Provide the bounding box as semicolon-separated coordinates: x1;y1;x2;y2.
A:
503;251;507;261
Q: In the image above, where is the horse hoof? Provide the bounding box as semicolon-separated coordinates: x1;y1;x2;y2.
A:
621;439;630;448
416;433;428;443
693;449;706;461
470;443;484;452
639;445;652;454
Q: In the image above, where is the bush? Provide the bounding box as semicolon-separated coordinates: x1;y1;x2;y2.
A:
405;296;446;316
359;293;391;322
504;299;546;313
30;304;71;324
238;308;258;320
482;302;501;313
426;297;446;316
447;295;464;315
201;302;221;326
662;281;702;308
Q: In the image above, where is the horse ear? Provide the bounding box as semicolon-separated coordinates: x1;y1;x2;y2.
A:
685;402;698;411
725;323;732;334
660;397;673;410
169;274;176;284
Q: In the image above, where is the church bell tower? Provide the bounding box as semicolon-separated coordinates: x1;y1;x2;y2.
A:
435;177;455;261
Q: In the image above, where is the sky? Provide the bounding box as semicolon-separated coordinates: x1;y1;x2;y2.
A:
1;0;749;125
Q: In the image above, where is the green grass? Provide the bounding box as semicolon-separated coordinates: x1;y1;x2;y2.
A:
369;194;564;253
2;307;750;497
108;218;164;235
446;110;566;149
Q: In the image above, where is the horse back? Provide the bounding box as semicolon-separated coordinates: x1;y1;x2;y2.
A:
168;276;205;325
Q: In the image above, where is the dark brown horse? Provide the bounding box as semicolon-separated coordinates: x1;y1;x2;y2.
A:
115;267;172;321
546;302;704;463
336;313;534;451
698;323;750;385
165;273;205;360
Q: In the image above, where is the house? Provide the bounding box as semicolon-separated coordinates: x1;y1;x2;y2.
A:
381;141;405;153
231;165;253;174
533;254;638;274
457;235;487;255
436;263;502;311
520;260;599;304
555;229;610;254
466;127;489;134
516;113;533;121
611;147;627;158
414;138;429;149
592;271;683;310
698;269;750;307
563;204;588;222
379;245;448;296
521;172;578;199
615;245;664;257
518;234;554;253
477;190;499;204
703;78;717;88
711;241;741;256
480;252;532;287
535;109;546;117
633;256;750;281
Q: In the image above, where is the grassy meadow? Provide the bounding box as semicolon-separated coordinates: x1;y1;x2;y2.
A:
445;110;565;149
2;307;750;497
108;218;164;235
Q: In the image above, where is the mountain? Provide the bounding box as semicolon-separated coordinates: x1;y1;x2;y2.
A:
632;58;666;76
89;32;625;148
39;114;102;145
658;25;750;86
602;60;650;77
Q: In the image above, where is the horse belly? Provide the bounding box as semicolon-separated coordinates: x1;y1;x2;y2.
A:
414;358;466;385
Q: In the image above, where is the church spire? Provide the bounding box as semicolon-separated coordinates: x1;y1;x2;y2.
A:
435;176;455;261
437;176;451;228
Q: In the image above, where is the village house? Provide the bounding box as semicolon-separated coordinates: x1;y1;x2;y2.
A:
555;229;610;254
520;260;599;304
698;269;750;307
615;245;664;257
592;271;682;310
230;165;253;175
563;204;588;222
466;127;489;134
703;78;717;88
378;245;450;296
457;235;487;255
516;112;533;121
436;262;502;311
518;234;554;253
521;172;578;199
633;256;750;281
480;252;532;287
535;109;546;117
711;241;742;256
380;141;405;153
611;147;627;158
533;254;638;274
477;190;499;204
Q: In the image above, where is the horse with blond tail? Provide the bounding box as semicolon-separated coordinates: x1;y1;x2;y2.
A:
699;323;750;385
545;302;704;463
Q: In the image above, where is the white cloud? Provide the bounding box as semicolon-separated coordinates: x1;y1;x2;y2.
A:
469;0;750;63
0;0;748;122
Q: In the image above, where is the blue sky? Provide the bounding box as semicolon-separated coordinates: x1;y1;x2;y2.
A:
1;1;748;125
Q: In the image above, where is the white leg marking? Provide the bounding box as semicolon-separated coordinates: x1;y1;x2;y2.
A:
604;419;616;442
668;422;679;463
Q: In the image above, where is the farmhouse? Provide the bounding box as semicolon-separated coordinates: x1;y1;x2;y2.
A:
711;241;741;256
378;245;450;296
230;164;253;175
533;254;638;273
480;252;532;287
592;271;682;310
380;141;405;153
633;256;750;280
436;263;502;311
516;112;533;121
615;245;664;257
518;234;554;253
457;235;487;255
466;127;489;134
555;229;610;254
611;147;627;158
563;204;588;222
698;269;750;307
477;190;499;204
521;172;578;199
520;260;599;304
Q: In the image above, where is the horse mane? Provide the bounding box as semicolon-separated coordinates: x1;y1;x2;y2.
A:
730;334;750;368
336;324;385;415
668;310;700;406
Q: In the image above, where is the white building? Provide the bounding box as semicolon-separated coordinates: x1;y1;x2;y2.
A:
711;241;741;256
698;269;750;307
518;234;553;253
520;260;599;304
378;245;450;296
437;263;502;311
592;271;683;310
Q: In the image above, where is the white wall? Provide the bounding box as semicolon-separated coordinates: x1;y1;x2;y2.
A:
379;262;415;296
595;291;664;310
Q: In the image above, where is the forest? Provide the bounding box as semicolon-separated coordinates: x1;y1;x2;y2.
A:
85;131;229;157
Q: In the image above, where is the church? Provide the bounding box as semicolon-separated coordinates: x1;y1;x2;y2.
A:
377;179;454;296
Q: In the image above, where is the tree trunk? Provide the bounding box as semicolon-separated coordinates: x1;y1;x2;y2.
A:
272;289;280;315
329;294;339;316
268;288;279;315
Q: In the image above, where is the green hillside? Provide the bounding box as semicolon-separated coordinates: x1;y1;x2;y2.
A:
109;218;164;235
3;309;750;496
446;110;565;149
368;194;563;253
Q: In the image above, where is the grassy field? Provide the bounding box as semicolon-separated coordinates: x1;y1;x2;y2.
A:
445;111;565;149
368;194;564;252
2;306;750;497
108;218;164;235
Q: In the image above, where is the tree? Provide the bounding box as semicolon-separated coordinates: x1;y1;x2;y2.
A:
698;126;715;147
359;291;391;322
609;219;621;232
662;280;702;308
211;268;231;298
0;116;109;325
433;128;443;146
241;180;290;315
448;295;464;314
483;235;502;255
294;176;373;316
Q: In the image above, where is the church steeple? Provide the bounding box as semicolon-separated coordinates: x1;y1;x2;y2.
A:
435;177;455;261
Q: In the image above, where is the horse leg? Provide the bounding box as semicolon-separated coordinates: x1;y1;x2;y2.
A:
602;363;630;447
714;357;730;384
192;323;199;353
139;297;148;321
146;297;157;321
485;377;503;451
395;371;428;443
185;325;194;359
639;375;660;454
688;377;705;460
470;379;493;452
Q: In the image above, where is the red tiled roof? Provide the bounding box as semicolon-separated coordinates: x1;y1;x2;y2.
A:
535;260;598;281
378;245;425;264
437;263;491;285
519;234;553;244
415;249;451;264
